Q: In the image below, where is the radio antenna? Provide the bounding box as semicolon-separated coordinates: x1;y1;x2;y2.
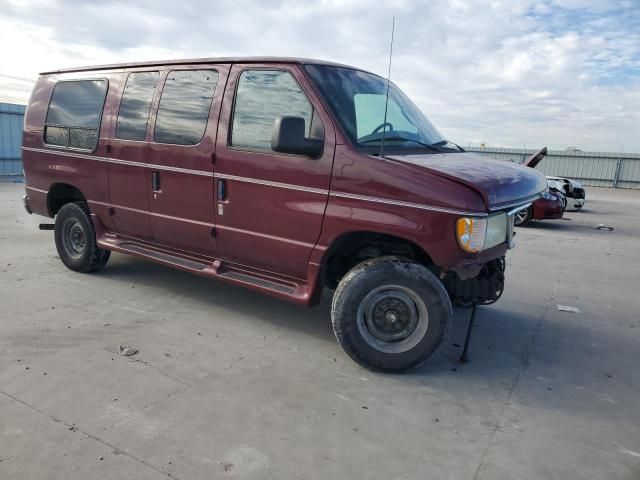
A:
379;17;395;159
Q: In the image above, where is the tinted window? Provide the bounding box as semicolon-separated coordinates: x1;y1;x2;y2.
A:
231;70;313;151
44;79;108;150
44;126;67;147
153;70;218;145
116;71;159;141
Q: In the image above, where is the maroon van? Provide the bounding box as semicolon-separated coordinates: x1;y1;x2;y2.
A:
22;57;545;371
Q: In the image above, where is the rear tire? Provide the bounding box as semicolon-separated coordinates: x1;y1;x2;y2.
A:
54;202;110;273
331;257;452;372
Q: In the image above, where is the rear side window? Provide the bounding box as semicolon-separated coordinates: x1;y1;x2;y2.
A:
231;70;313;151
116;71;159;141
153;70;218;145
44;80;108;151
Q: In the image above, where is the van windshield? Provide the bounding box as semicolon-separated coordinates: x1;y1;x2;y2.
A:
304;64;448;153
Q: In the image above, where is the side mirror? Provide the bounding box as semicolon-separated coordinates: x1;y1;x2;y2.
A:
271;116;323;158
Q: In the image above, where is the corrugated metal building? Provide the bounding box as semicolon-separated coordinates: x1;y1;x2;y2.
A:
467;146;640;190
0;102;26;175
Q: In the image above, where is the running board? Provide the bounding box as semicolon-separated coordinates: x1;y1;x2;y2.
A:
95;230;309;303
119;242;208;271
218;270;296;294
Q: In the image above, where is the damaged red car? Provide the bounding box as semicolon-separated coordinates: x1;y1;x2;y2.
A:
514;148;565;226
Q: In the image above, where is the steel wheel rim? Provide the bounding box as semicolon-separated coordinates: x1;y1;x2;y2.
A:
356;285;429;353
62;219;86;259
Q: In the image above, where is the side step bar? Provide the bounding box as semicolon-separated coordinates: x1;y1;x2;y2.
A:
218;270;296;294
95;228;308;303
119;242;208;271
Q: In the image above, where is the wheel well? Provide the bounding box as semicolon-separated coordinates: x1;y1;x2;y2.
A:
322;232;434;289
47;183;86;217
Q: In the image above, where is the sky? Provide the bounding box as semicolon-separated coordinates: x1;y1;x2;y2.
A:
0;0;639;152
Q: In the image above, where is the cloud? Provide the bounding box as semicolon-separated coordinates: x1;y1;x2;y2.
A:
0;0;638;151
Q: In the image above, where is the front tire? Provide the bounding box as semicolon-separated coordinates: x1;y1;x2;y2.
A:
331;257;453;372
514;207;532;226
54;202;110;273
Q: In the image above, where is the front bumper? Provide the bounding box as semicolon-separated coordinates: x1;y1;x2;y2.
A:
22;194;33;215
565;197;585;210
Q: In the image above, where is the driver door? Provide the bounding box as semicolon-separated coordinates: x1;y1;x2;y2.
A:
213;64;336;279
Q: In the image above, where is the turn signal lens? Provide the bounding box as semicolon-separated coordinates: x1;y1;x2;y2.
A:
456;217;487;253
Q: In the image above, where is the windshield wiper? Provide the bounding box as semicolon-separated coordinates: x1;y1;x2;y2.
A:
431;139;465;152
360;136;441;152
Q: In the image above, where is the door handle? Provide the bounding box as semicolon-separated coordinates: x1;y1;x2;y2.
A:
152;171;161;191
217;179;226;201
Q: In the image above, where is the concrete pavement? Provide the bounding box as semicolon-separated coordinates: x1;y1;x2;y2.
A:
1;180;639;479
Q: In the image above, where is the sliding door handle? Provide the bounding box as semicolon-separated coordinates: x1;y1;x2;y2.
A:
152;171;161;191
217;179;226;201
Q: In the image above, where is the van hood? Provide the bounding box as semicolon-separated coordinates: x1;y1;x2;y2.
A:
386;152;546;210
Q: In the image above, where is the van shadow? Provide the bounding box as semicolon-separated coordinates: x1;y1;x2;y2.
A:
100;255;505;353
100;254;337;344
97;254;634;418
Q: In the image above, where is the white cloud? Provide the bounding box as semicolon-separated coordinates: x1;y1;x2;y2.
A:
0;0;638;151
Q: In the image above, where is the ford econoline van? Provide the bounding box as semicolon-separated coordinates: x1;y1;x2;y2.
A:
22;57;545;371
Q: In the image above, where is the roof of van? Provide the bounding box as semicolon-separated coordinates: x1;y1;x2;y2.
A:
40;57;362;75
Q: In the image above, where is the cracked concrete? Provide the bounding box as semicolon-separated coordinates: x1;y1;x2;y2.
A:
1;179;639;479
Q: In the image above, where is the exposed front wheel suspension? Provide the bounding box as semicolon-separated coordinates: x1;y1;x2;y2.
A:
442;257;506;307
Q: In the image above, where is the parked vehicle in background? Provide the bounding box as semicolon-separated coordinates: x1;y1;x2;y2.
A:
515;147;565;226
513;189;565;226
22;57;546;371
546;176;586;210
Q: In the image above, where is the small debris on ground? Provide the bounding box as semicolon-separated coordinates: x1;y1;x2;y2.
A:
117;345;138;356
557;304;580;314
104;323;111;327
220;462;233;472
432;417;440;423
362;405;368;410
593;224;614;231
98;456;104;461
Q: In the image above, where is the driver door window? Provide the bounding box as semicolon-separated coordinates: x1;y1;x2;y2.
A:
230;70;313;151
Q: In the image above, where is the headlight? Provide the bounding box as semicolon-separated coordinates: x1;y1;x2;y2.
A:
541;190;556;200
456;212;507;253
